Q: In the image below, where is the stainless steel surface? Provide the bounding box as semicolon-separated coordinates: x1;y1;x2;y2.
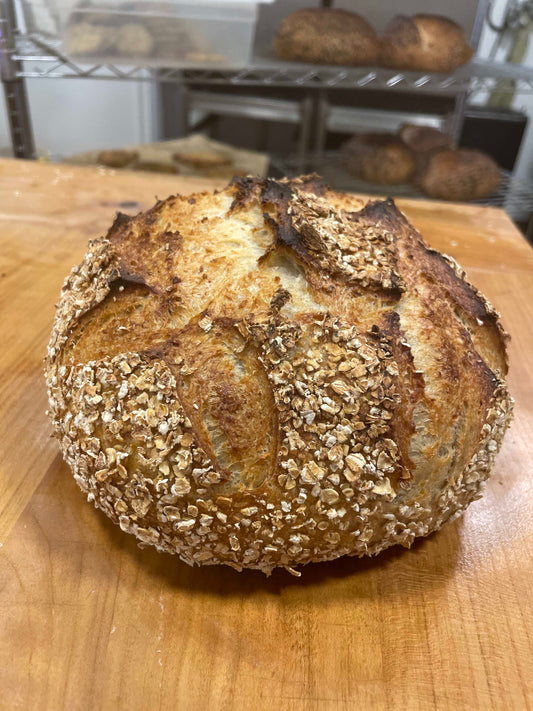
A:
323;106;445;134
186;91;306;123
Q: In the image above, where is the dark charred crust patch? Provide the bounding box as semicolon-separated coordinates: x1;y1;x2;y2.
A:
269;287;292;312
260;177;293;208
111;211;132;229
423;248;492;322
117;267;151;288
288;173;328;196
229;176;261;213
354;197;410;231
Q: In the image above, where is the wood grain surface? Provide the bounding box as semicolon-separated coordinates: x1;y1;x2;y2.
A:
0;158;532;711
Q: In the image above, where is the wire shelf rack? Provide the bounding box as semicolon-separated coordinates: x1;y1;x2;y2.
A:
10;35;533;95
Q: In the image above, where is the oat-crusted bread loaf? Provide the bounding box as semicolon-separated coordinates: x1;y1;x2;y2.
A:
342;133;415;185
381;14;473;73
274;8;380;66
45;175;512;575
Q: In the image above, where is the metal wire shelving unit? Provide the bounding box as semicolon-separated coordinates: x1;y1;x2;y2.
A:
8;35;533;93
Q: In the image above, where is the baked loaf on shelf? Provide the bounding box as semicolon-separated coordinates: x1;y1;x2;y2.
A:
274;8;380;66
381;14;473;72
45;175;512;575
417;149;502;201
399;124;455;155
341;133;416;184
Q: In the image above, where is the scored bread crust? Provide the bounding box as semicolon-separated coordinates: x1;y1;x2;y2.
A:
45;175;512;575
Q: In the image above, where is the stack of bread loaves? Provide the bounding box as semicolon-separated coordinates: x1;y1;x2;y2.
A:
45;175;512;575
275;9;472;73
342;125;501;201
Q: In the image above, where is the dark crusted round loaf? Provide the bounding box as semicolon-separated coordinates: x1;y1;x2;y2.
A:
342;133;416;185
45;175;512;575
274;8;380;66
381;14;473;73
418;149;501;201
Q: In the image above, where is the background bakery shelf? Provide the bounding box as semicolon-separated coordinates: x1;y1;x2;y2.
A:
9;35;533;94
271;152;533;222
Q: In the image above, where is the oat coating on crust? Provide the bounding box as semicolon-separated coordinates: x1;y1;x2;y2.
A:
45;176;513;575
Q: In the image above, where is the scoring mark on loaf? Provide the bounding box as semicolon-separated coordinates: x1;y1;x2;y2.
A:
152;319;279;493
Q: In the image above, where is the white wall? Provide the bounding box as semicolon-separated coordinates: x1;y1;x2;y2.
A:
0;78;157;158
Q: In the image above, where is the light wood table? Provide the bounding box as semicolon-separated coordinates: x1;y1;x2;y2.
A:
1;158;532;710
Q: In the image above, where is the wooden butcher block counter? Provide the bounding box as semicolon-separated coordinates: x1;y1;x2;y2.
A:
0;158;532;710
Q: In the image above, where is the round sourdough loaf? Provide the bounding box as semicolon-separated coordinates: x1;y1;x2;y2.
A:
45;175;512;575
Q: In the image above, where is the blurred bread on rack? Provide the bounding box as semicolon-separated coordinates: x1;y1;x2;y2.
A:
274;8;380;66
65;0;224;63
398;123;456;177
381;14;473;73
416;149;501;201
341;133;415;184
339;123;501;201
399;124;455;154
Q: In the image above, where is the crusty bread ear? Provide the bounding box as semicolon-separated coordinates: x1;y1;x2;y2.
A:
381;14;473;72
45;176;512;575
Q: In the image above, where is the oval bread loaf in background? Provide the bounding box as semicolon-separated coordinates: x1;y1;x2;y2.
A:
45;175;512;575
417;149;502;201
274;8;380;66
381;14;473;73
341;133;416;185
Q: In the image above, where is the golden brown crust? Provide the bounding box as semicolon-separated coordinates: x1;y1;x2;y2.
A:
45;175;512;575
274;8;380;66
417;149;501;201
381;14;473;73
342;133;416;185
